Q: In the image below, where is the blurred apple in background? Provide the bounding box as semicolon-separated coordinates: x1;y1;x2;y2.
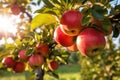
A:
13;62;25;73
28;54;44;68
36;43;49;57
18;49;29;61
48;61;59;71
2;56;16;68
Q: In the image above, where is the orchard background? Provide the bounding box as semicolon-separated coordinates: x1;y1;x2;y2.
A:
0;0;120;80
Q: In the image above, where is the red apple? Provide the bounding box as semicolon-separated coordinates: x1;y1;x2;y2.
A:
48;61;59;71
91;17;102;27
60;10;83;36
13;62;25;73
18;49;29;61
54;26;74;47
60;24;81;36
10;4;21;15
36;43;49;57
66;44;78;52
28;54;44;67
76;28;106;57
91;18;112;35
2;56;16;68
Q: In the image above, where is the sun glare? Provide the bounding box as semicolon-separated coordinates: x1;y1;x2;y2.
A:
0;15;17;35
0;15;18;44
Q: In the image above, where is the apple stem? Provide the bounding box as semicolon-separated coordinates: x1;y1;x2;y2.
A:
35;68;44;80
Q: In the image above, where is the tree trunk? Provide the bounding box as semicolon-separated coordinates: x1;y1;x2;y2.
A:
35;68;44;80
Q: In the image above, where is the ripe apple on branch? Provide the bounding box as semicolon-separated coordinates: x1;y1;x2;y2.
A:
28;54;44;68
18;49;29;61
12;62;25;73
53;9;107;57
36;43;50;57
48;60;59;71
54;26;74;47
2;56;16;68
76;28;106;57
60;10;83;36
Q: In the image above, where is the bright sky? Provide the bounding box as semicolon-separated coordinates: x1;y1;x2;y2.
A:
0;15;17;34
0;15;18;44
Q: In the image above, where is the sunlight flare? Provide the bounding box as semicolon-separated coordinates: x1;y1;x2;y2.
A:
0;15;17;35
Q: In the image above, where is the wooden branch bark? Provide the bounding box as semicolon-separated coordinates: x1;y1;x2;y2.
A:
35;68;44;80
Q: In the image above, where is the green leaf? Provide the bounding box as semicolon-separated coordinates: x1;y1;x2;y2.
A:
82;16;91;26
43;0;54;8
26;48;34;56
90;0;111;5
91;4;107;20
81;8;91;16
115;4;120;10
37;0;42;5
51;0;61;5
31;2;37;5
34;8;59;16
56;56;67;64
0;45;5;51
47;71;59;79
113;25;119;38
82;0;87;4
51;72;59;79
101;18;112;32
5;43;16;49
31;14;57;30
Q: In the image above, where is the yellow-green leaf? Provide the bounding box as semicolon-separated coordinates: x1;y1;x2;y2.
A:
31;14;57;30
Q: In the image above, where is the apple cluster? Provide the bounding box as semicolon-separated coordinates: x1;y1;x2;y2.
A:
54;10;110;57
2;56;25;73
2;43;59;73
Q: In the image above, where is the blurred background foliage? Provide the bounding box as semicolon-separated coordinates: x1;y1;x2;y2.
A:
0;0;120;80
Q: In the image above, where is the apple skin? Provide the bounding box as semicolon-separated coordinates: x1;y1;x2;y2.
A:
10;4;21;15
2;57;16;68
76;28;106;57
54;26;74;47
13;62;25;73
60;24;80;36
91;18;102;27
60;10;83;36
66;44;78;52
18;49;29;61
48;61;59;71
91;18;112;35
36;43;49;57
28;54;44;68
